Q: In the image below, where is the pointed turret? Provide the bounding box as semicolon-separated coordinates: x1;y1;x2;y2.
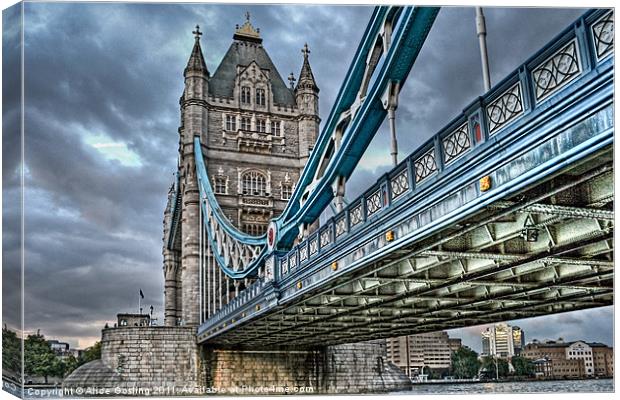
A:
180;24;209;145
184;25;209;77
295;43;320;162
296;43;318;92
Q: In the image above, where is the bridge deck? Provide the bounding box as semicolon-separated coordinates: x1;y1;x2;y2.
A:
197;9;614;347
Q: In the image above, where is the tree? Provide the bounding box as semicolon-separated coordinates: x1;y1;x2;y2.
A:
77;341;101;367
480;356;509;379
451;347;481;379
24;333;57;384
2;327;22;374
511;356;535;377
64;354;79;376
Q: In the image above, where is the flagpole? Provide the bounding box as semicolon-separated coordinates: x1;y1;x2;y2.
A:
476;7;491;92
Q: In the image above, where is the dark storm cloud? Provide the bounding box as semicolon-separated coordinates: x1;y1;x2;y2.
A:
3;3;24;331
6;2;609;348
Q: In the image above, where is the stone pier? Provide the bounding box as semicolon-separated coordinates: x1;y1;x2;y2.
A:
204;341;411;394
64;326;410;395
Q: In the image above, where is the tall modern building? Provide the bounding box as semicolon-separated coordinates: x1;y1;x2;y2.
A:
162;15;320;326
386;331;461;377
481;322;524;358
512;326;525;355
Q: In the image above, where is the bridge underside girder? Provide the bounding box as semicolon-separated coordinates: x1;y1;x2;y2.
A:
205;153;613;348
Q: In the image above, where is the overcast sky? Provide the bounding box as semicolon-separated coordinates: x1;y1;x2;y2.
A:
2;2;612;351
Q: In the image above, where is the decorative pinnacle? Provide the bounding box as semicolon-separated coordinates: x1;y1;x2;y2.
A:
302;43;311;58
288;72;296;89
192;25;202;40
245;11;251;22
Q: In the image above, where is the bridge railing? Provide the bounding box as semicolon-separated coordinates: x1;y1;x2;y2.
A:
277;8;613;280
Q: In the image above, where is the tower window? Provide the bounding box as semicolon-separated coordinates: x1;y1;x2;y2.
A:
270;120;281;136
241;117;251;131
242;223;267;236
225;115;236;131
242;171;267;196
256;88;266;107
214;176;227;194
241;86;251;104
257;119;266;133
281;183;293;200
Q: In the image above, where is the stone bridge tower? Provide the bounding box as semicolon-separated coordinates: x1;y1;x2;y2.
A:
66;15;410;395
163;15;320;327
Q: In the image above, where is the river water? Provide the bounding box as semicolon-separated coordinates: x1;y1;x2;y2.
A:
392;379;613;395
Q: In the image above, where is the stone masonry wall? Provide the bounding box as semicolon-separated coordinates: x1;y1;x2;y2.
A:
204;340;411;394
100;326;201;389
64;328;410;395
323;341;411;393
63;326;202;396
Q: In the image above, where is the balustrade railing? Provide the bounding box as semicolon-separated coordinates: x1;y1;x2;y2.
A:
275;9;613;279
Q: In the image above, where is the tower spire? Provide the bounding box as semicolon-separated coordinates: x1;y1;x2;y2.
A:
296;43;318;92
185;24;209;76
233;12;262;43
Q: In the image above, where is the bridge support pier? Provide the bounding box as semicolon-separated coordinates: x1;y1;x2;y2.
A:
203;340;411;394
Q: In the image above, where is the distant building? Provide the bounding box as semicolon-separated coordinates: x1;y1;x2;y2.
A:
591;342;614;377
481;323;516;358
47;339;81;361
522;339;613;378
386;331;458;378
47;339;70;354
512;326;525;355
448;338;462;353
481;330;491;356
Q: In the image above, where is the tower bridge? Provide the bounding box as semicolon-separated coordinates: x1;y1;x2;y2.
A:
64;5;614;395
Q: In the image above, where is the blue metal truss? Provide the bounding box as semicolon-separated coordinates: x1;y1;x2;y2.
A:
195;8;614;341
192;5;440;278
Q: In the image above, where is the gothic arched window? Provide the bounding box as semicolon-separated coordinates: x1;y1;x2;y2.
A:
241;117;251;131
270;120;281;136
214;176;227;194
256;88;266;107
281;183;293;200
257;119;266;133
225;115;236;131
241;86;251;104
242;170;267;196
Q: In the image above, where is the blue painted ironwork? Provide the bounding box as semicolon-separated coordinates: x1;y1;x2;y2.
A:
442;122;470;164
591;10;614;61
532;38;582;102
192;5;439;277
197;8;614;341
414;147;438;182
275;6;440;240
486;82;524;134
166;172;181;250
195;137;267;279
